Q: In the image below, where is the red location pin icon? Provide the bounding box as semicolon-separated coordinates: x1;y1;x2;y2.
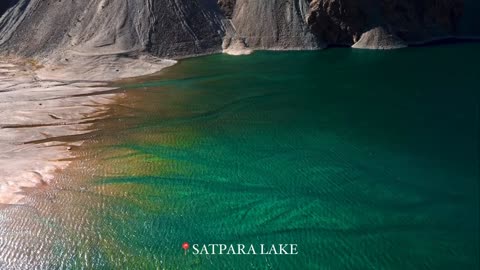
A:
182;242;190;255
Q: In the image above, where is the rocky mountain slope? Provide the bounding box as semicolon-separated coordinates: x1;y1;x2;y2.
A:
0;0;479;59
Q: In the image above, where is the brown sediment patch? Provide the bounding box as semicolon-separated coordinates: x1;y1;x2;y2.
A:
0;59;187;267
0;55;175;205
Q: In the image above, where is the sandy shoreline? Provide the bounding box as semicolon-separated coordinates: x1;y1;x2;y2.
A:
0;54;176;205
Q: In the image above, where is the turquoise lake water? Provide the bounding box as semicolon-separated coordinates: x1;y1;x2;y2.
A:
0;44;479;269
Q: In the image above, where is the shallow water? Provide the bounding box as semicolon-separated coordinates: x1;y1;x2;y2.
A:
1;44;479;269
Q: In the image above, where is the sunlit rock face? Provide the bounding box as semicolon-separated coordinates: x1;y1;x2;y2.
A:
0;0;478;58
224;0;323;51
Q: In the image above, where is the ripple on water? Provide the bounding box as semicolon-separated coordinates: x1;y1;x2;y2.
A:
1;46;479;269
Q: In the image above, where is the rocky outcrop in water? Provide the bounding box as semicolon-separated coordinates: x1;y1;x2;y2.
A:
0;0;479;59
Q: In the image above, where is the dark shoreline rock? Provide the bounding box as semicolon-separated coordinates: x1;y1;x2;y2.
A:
306;0;466;48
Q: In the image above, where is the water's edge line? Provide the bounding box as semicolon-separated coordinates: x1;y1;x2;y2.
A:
0;56;178;206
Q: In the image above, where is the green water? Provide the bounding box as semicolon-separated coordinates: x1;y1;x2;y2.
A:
1;45;479;269
92;45;479;269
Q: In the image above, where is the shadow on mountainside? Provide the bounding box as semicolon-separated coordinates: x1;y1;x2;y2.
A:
0;0;17;16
